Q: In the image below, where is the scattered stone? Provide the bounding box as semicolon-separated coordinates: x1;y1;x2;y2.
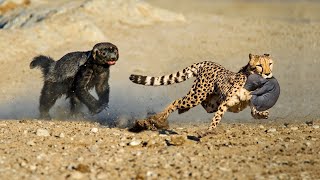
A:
59;133;65;138
119;142;126;147
0;123;7;127
36;128;50;137
284;123;289;127
88;144;99;153
74;164;90;173
304;142;311;147
97;172;108;179
266;128;277;133
166;135;186;146
259;125;265;129
290;127;298;131
68;172;84;179
26;140;36;146
146;171;157;178
90;128;98;133
306;121;313;126
29;165;37;171
312;125;319;129
129;140;141;146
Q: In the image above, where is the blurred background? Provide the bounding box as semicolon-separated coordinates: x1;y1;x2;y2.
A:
0;0;319;125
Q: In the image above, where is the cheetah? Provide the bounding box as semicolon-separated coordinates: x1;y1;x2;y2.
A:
129;54;274;132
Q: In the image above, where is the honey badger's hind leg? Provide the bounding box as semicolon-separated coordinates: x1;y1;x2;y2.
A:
130;78;209;132
69;95;84;117
39;81;65;120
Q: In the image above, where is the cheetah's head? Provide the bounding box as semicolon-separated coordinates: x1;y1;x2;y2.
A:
92;42;119;66
248;53;273;78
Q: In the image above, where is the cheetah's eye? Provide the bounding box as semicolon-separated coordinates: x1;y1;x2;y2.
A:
256;64;262;67
269;63;272;66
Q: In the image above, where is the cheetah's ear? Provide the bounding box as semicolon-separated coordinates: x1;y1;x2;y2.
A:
264;53;270;57
249;53;254;60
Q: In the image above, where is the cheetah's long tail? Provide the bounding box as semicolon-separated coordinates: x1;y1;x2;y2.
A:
30;55;55;76
129;61;208;86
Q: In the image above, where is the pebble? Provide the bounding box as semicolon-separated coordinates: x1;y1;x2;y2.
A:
146;171;157;177
267;128;277;133
90;128;98;133
259;125;265;129
167;135;186;146
313;125;319;129
97;172;108;179
0;123;7;127
88;145;99;153
59;133;65;138
129;140;141;146
68;172;83;179
290;127;298;131
305;142;311;147
26;140;36;146
29;165;37;171
36;128;50;137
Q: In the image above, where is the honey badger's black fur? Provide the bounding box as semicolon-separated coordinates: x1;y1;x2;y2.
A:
30;42;119;119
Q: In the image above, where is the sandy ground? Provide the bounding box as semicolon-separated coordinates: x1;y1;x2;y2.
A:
0;0;320;179
1;120;320;179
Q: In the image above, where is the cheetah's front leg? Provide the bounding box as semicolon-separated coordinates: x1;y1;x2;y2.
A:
197;101;228;138
250;105;269;119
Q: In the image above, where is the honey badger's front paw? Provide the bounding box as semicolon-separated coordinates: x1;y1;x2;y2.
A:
89;103;105;115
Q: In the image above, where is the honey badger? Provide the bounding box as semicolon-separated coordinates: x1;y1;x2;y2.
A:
30;42;119;119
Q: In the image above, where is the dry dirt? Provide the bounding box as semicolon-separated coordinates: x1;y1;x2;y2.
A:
0;0;320;179
1;120;320;179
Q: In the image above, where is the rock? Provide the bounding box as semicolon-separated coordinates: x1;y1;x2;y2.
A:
36;128;50;137
97;172;108;179
68;172;84;179
29;165;37;171
129;140;141;146
306;121;313;126
259;125;265;129
90;128;98;133
146;171;157;178
304;142;311;147
74;164;90;173
266;128;277;133
88;144;99;153
312;125;319;129
59;132;65;138
166;135;186;146
290;127;298;131
26;140;35;146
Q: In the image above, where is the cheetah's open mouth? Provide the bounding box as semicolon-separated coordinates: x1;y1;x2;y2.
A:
107;61;116;65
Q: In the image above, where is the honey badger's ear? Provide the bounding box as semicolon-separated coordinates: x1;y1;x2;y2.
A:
92;48;99;60
264;53;270;57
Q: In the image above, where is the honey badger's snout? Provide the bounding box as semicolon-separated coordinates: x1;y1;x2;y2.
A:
108;52;118;60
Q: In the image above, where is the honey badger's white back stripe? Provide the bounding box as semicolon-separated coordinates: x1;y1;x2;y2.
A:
129;61;208;86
